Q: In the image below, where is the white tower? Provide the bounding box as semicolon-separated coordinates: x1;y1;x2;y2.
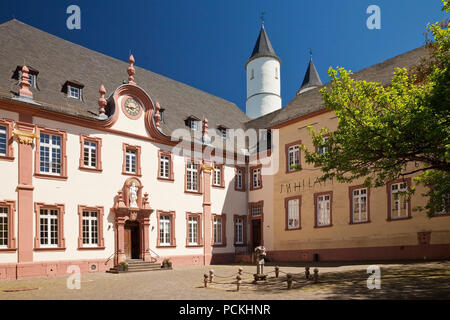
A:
245;23;282;119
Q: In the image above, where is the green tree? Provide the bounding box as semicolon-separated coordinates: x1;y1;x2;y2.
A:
302;1;449;217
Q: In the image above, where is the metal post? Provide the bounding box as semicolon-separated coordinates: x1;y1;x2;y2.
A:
204;274;209;287
275;266;279;278
209;269;214;283
236;275;242;292
305;266;310;280
287;273;293;290
313;268;319;283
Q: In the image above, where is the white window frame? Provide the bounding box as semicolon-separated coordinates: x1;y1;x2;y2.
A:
190;120;199;131
68;85;81;100
236;169;243;190
390;182;408;219
252;168;261;188
318;137;329;155
217;127;227;138
39;133;62;175
40;209;59;248
288;145;300;171
186;162;199;192
235;218;243;245
83;140;97;169
0;125;7;156
287;199;300;229
316;194;331;226
125;148;137;174
160;155;170;179
251;204;262;217
352;188;368;223
159;215;171;246
213;165;222;186
0;206;8;249
188;216;199;245
213;217;222;245
82;211;98;247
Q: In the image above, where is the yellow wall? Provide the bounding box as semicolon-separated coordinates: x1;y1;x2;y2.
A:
271;110;450;251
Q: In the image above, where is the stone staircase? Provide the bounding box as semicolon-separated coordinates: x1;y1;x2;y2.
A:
107;259;171;274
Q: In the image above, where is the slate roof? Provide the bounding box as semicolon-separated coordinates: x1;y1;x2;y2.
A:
0;19;249;137
297;57;322;94
246;25;281;67
246;45;430;130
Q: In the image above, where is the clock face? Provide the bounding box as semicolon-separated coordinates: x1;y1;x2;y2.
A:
124;98;140;117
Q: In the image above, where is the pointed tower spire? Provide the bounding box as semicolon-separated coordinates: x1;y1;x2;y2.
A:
297;52;322;95
246;24;281;67
127;54;136;85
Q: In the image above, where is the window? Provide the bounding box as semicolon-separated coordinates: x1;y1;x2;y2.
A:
0;125;7;157
34;203;65;249
39;208;59;247
39;133;61;175
217;127;228;138
185;161;201;193
350;186;369;223
68;85;81;100
234;216;245;245
388;180;410;220
157;150;173;181
160;215;171;246
275;67;279;79
0;200;16;250
77;205;104;249
250;69;254;80
317;136;329;155
251;166;262;190
186;213;202;246
436;194;450;215
213;216;222;245
79;135;102;172
82;211;98;247
35;127;67;179
159;108;165;123
0;120;14;160
122;143;141;176
190;120;199;131
235;167;246;191
315;192;332;227
28;74;36;88
0;207;8;248
285;196;301;230
212;164;224;188
285;140;301;173
250;202;262;217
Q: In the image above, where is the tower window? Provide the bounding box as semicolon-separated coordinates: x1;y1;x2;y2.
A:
275;68;279;79
250;69;254;80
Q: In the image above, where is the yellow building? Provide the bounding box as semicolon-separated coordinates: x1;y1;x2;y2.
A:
247;46;450;262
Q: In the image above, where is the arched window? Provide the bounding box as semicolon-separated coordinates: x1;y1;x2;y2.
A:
275;67;279;79
250;69;254;80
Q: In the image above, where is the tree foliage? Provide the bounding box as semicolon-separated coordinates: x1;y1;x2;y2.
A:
302;1;449;217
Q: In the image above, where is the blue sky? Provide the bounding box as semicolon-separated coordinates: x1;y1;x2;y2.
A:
0;0;446;112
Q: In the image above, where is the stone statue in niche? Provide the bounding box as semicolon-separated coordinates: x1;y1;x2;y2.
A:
129;182;138;208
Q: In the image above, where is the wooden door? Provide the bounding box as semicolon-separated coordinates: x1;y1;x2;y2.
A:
252;219;261;248
124;229;132;259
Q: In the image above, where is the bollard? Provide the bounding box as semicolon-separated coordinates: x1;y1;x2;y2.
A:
305;266;310;280
286;273;293;290
209;269;214;283
236;275;242;292
313;268;319;283
204;274;209;287
275;266;279;278
238;267;243;276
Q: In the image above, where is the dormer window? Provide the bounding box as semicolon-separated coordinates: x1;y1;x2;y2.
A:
16;66;38;88
63;80;84;101
217;126;228;138
159;108;165;123
185;116;200;131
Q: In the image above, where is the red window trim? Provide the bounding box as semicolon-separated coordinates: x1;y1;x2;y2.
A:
249;164;263;191
233;214;247;246
386;178;412;222
122;143;142;177
34;126;68;180
185;212;203;247
284;195;302;231
34;202;66;250
212;163;225;189
157;150;174;182
313;191;333;228
79;135;103;173
348;185;371;225
211;213;227;247
184;159;203;195
285;140;302;174
156;210;176;248
0;200;17;252
77;205;105;250
234;166;246;192
0;119;14;161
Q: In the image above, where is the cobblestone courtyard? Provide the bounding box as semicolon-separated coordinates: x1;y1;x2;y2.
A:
0;261;449;300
